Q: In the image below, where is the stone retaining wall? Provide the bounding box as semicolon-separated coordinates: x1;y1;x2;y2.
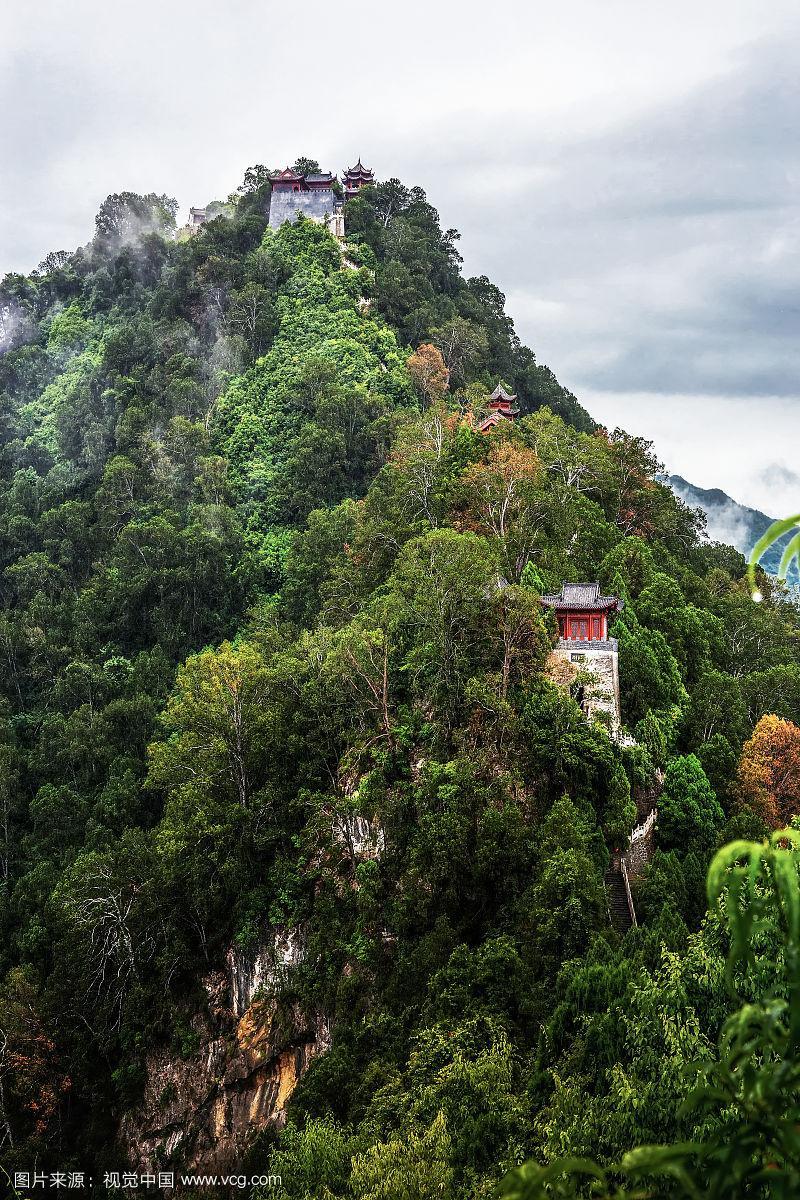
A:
268;189;338;229
625;808;657;880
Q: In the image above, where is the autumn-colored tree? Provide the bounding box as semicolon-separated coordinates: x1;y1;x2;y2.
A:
735;714;800;828
545;652;578;691
457;442;542;579
0;968;71;1151
406;343;449;406
459;443;540;541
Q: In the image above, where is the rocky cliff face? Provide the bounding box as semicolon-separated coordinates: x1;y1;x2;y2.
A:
332;812;385;860
119;928;329;1177
119;812;385;1178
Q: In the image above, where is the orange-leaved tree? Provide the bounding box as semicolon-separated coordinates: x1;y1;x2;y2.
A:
735;713;800;828
406;343;449;407
457;442;542;580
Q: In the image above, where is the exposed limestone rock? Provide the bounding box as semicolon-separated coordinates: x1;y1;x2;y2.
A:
332;812;385;861
228;927;306;1017
119;929;329;1180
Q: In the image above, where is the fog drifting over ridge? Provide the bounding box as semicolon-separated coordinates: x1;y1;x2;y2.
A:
2;0;798;515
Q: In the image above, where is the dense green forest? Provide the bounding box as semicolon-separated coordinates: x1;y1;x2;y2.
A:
1;166;800;1197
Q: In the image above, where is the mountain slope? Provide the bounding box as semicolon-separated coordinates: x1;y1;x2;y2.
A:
0;169;799;1193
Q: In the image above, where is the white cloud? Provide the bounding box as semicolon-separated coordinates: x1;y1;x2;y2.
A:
583;390;800;518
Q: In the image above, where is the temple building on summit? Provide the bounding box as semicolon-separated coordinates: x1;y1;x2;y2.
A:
342;159;375;199
268;167;341;233
268;159;375;237
478;385;519;433
541;582;624;734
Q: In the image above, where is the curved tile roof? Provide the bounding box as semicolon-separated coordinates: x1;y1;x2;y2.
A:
541;582;624;611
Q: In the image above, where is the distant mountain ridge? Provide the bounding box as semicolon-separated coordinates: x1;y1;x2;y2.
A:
669;474;797;581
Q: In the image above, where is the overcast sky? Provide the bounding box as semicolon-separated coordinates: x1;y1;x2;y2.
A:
2;0;798;518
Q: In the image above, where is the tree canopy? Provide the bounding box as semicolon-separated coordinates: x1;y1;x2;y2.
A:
0;170;798;1193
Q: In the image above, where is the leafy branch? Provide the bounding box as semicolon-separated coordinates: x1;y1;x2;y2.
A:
499;832;800;1198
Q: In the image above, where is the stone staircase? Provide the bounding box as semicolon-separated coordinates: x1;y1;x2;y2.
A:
606;868;634;933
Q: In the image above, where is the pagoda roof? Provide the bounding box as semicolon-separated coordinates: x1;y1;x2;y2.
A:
490;383;517;403
343;158;374;178
540;582;624;612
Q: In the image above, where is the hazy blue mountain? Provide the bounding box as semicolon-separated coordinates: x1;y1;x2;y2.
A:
669;474;797;581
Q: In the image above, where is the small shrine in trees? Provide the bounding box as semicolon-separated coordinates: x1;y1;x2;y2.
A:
187;207;209;231
478;385;519;433
541;582;624;733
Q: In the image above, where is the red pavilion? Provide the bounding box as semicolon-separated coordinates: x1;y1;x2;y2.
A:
540;582;624;643
478;384;520;433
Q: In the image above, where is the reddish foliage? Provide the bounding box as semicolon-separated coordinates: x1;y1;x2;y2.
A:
735;714;800;828
406;343;449;405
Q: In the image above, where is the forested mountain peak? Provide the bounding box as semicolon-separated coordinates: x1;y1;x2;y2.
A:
1;168;799;1195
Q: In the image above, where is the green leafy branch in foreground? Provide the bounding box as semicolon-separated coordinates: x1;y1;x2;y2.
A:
498;830;800;1199
748;515;800;601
